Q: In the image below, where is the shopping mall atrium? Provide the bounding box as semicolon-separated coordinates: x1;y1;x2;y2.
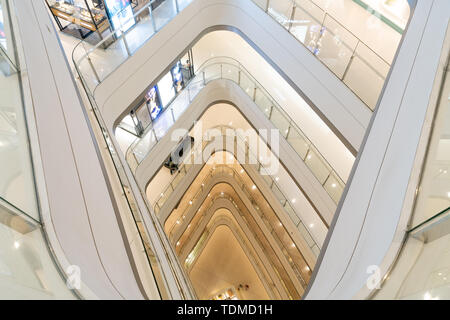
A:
0;0;449;300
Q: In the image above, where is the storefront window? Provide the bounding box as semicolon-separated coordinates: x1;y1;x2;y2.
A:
171;61;184;92
146;86;163;121
118;53;196;137
180;51;194;83
104;0;135;32
157;71;177;108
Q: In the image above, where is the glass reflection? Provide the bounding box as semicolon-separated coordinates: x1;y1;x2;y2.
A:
374;54;450;300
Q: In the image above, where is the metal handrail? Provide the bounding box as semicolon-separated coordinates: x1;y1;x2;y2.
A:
177;181;310;289
72;0;189;94
254;0;393;110
71;15;196;300
183;214;281;298
170;163;314;277
155;125;320;255
182;193;300;297
127;56;345;203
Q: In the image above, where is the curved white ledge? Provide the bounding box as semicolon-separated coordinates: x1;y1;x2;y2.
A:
15;0;147;299
182;206;284;299
168;170;318;268
305;0;450;300
96;0;370;151
135;80;337;225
